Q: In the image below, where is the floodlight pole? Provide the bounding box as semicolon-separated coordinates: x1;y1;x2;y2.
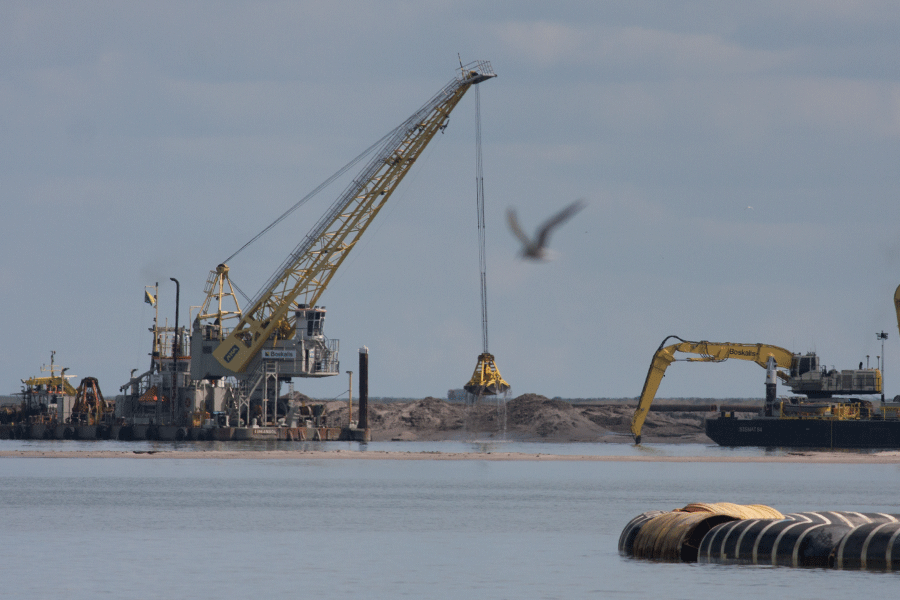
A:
347;371;353;425
171;277;180;424
877;331;888;401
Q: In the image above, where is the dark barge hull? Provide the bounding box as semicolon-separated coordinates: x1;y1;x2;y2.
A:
705;415;900;448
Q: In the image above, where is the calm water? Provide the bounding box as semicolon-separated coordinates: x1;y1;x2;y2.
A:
1;441;898;599
5;437;891;457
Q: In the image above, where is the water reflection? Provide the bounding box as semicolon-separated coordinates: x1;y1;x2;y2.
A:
5;437;898;461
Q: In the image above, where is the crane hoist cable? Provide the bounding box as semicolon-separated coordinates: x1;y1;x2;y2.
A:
208;125;396;310
464;83;509;398
221;129;395;268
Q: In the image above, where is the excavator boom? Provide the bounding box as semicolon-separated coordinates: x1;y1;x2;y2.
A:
630;336;795;443
212;62;496;374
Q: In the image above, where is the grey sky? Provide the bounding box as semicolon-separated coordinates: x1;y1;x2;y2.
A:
3;1;899;401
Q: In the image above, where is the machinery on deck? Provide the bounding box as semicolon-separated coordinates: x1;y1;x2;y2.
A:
116;62;497;438
1;352;77;427
70;377;112;427
0;355;119;440
700;283;900;448
630;336;882;444
20;352;77;398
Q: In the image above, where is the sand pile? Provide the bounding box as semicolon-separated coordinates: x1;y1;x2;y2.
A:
580;403;708;439
324;394;711;443
505;394;607;440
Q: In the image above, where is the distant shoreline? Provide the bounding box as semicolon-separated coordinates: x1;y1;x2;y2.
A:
2;450;899;463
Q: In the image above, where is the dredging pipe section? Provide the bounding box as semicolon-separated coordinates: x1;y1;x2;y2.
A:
620;502;900;571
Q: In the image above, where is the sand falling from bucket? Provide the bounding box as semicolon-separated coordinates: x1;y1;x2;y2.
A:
463;390;509;442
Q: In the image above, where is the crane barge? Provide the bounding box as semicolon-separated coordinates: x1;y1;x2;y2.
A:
108;61;498;442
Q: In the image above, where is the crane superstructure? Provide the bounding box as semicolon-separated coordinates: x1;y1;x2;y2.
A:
630;335;883;443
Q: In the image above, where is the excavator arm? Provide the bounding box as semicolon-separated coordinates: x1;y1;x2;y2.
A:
630;336;795;443
211;62;496;374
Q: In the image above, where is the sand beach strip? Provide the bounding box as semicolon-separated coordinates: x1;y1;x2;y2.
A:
2;449;900;463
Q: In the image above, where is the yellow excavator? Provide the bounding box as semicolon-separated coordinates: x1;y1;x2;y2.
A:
630;336;883;443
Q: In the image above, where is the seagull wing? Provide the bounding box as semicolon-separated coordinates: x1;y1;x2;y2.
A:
534;199;586;249
506;208;531;246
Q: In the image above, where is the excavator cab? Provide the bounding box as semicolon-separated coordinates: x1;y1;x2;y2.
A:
790;353;819;378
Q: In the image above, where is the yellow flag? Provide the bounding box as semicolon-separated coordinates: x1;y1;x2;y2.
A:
144;290;156;306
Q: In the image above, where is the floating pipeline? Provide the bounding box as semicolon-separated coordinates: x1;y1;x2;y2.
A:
621;503;784;563
833;521;900;570
621;504;900;571
631;511;739;562
698;511;899;569
676;502;785;520
618;511;665;557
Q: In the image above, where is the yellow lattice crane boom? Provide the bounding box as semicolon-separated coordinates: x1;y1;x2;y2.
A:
211;62;496;374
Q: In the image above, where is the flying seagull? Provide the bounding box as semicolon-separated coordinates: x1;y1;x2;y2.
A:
507;199;586;260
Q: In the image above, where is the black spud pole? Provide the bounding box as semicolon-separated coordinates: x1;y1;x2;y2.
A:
358;346;368;431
